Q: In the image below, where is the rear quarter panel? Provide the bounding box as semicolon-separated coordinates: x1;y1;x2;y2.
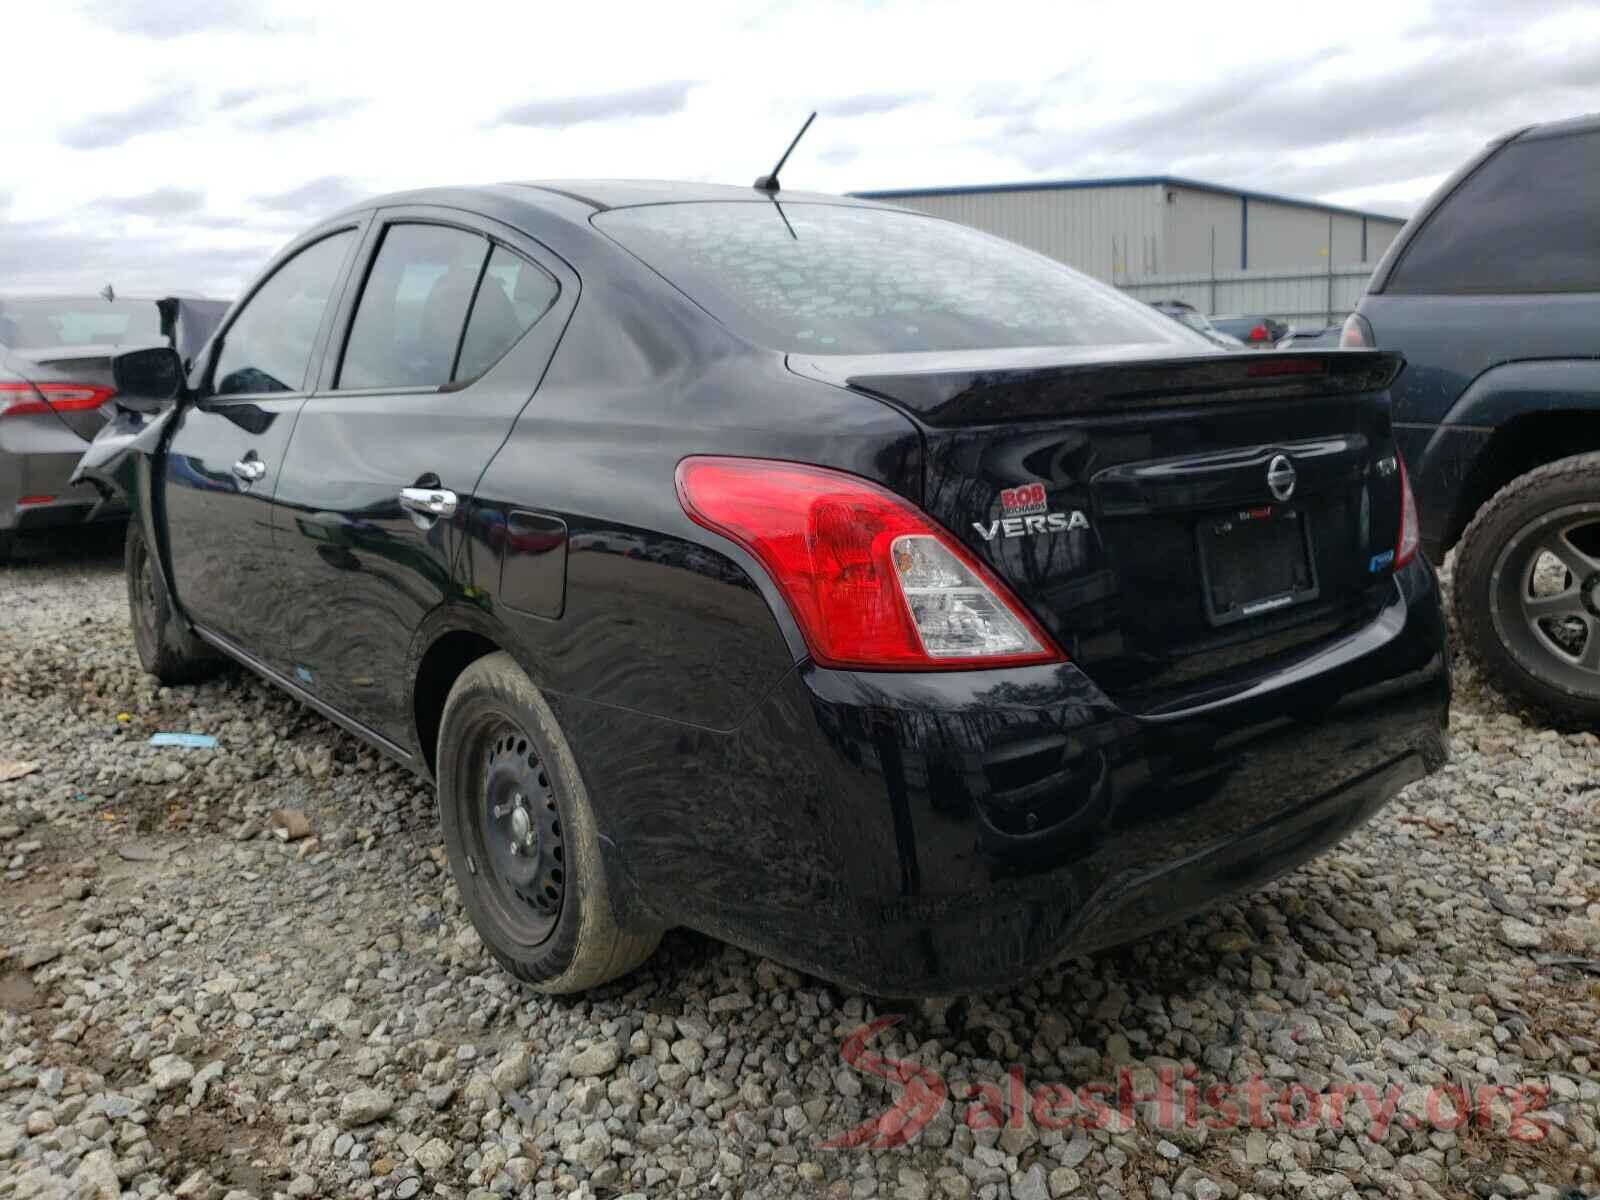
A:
1363;292;1600;552
0;356;109;526
1364;292;1600;428
463;246;924;733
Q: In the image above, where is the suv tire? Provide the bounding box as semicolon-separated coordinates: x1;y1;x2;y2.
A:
1454;453;1600;724
437;651;661;993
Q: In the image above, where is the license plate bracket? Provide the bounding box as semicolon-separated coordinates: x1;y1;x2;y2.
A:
1197;504;1319;626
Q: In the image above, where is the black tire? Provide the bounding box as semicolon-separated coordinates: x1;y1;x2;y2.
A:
0;530;12;564
1453;452;1600;725
437;651;661;993
125;521;222;685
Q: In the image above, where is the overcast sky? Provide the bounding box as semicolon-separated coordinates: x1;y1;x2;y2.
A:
1;0;1595;298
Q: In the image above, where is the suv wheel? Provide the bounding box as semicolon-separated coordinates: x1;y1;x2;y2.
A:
436;651;661;992
1454;453;1600;723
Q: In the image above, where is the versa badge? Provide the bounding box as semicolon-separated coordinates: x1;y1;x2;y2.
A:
974;483;1090;541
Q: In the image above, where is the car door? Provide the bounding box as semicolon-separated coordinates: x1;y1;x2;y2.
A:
161;225;363;667
271;208;569;747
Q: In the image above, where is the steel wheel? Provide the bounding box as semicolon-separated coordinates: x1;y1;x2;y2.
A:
1490;503;1600;693
462;717;566;946
436;652;661;991
131;533;162;650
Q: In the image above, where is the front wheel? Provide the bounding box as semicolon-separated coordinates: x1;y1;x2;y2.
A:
1453;453;1600;724
125;521;222;685
437;652;660;992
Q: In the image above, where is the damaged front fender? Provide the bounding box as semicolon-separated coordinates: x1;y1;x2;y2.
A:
69;402;175;518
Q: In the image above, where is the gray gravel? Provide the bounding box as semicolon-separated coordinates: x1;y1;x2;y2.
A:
2;539;1598;1200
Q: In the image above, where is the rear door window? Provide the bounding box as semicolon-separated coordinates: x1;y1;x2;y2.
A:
1387;130;1600;294
212;231;355;395
596;202;1200;355
337;224;492;390
453;246;559;383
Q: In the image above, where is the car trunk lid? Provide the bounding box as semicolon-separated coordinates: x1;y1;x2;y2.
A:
794;348;1408;706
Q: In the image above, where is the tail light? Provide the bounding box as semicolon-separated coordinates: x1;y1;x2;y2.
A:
1248;324;1269;342
1396;455;1420;569
0;382;115;418
1339;313;1375;348
676;457;1063;671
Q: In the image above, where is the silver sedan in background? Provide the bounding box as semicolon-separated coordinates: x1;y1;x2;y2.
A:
0;295;226;562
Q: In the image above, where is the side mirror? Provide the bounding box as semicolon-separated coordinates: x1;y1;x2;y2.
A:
111;346;185;401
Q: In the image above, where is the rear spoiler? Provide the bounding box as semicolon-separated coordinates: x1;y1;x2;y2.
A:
823;350;1404;427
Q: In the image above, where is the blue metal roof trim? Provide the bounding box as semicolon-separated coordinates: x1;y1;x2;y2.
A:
849;175;1408;225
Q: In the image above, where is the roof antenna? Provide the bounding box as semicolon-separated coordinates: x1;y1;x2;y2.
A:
770;197;798;240
753;111;816;194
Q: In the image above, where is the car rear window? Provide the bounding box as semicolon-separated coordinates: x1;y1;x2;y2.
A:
595;202;1201;355
1386;130;1600;294
0;298;162;350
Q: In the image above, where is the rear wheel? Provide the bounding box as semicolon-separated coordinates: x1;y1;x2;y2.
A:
437;652;660;992
0;531;12;564
125;521;222;685
1454;453;1600;724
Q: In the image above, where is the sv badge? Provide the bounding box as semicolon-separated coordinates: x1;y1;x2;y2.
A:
973;510;1090;541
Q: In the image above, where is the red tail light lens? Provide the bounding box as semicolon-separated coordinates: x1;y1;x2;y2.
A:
1249;324;1269;342
0;382;115;418
676;457;1064;671
1396;455;1420;569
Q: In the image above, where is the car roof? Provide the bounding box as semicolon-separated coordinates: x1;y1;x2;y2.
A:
319;180;893;227
511;179;887;211
1515;110;1600;142
0;293;213;303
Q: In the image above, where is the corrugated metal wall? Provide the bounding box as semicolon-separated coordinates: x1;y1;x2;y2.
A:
1161;187;1244;274
878;181;1406;285
1366;221;1401;261
1118;265;1378;324
1242;202;1370;270
881;184;1166;281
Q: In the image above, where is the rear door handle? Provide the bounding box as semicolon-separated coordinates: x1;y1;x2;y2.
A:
232;457;267;484
399;487;458;518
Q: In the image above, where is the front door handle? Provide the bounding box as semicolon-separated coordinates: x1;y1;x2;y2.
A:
232;457;267;484
399;487;458;519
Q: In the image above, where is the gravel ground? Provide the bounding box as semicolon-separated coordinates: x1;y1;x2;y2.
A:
2;534;1597;1200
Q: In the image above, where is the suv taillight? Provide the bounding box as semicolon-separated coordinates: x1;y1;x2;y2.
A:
676;457;1063;671
1340;313;1375;348
0;382;115;418
1396;455;1420;568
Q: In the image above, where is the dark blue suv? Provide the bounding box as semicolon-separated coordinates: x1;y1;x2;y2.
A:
1346;111;1600;724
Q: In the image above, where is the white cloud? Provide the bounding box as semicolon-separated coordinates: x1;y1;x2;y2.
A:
2;0;1596;297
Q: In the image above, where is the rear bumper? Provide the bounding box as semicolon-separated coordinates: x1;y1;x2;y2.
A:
0;438;122;534
560;556;1450;995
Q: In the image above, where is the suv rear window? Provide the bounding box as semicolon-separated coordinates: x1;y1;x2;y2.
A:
596;202;1200;355
1387;130;1600;294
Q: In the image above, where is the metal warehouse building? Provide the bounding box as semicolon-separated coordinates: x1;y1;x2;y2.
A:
853;176;1407;289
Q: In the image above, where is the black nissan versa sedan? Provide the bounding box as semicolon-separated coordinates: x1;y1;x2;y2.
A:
74;181;1450;996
